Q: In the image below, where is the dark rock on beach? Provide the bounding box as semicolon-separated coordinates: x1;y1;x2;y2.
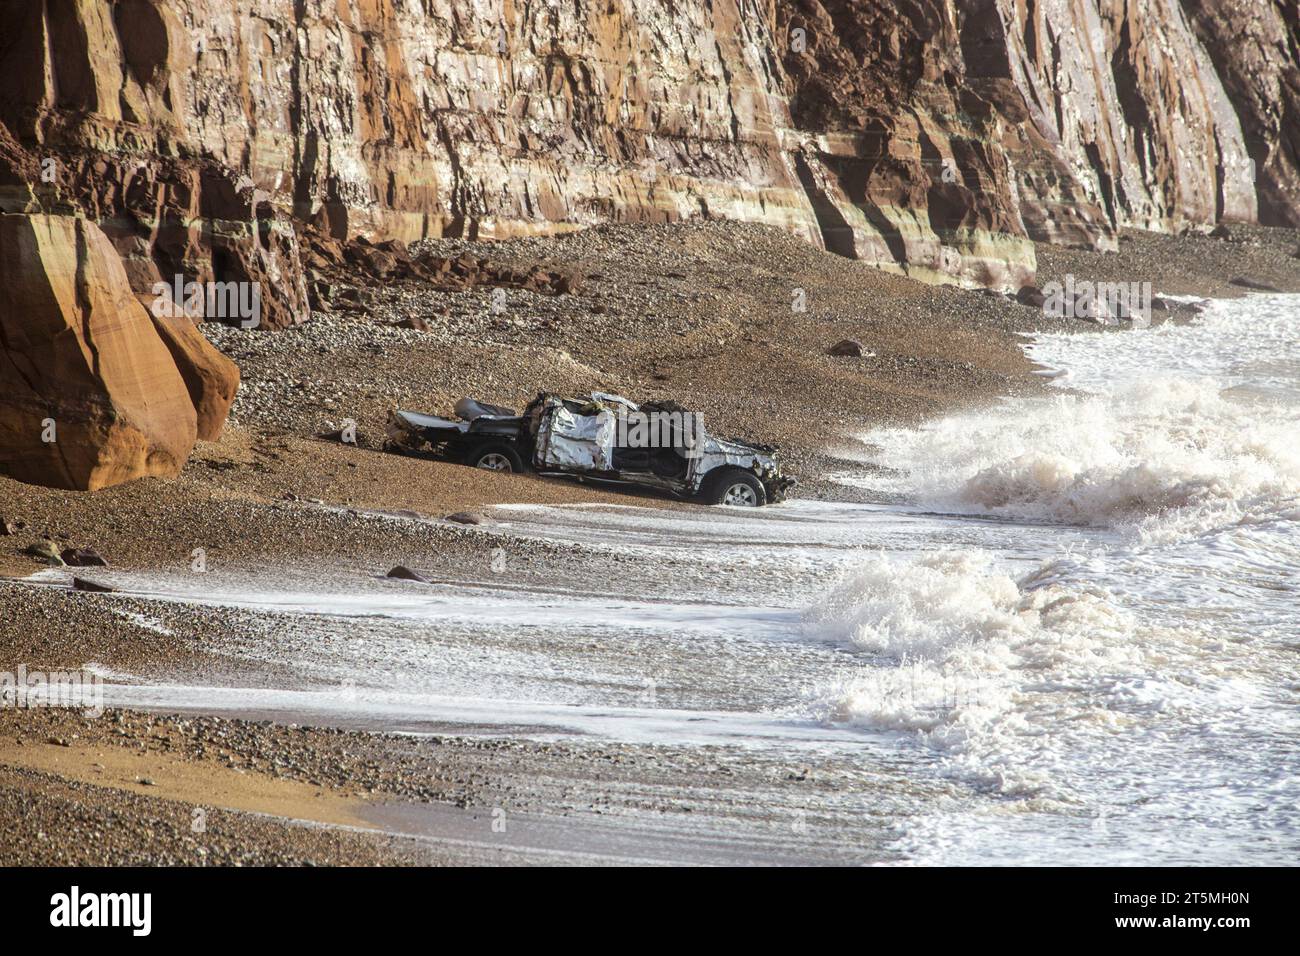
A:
71;577;115;593
1229;276;1283;292
1016;285;1047;308
60;548;108;568
23;541;63;565
827;339;865;357
445;512;484;526
386;565;429;583
392;316;432;333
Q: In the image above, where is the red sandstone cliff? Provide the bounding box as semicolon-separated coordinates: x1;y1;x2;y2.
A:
0;0;1296;318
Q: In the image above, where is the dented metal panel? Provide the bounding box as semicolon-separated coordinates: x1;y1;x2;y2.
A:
385;391;793;505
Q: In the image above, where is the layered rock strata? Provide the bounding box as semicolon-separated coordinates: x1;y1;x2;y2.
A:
0;0;1294;318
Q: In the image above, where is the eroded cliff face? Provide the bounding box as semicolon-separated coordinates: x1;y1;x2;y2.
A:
1181;0;1300;227
962;0;1259;244
0;0;1296;326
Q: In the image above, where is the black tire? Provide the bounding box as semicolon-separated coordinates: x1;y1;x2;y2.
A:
465;440;526;474
701;467;767;507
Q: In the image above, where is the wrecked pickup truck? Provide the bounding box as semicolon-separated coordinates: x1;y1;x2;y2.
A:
385;392;793;506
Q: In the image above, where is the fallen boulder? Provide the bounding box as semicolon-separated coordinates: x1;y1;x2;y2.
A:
71;577;115;593
345;242;400;279
392;315;431;332
1016;285;1048;308
445;512;484;526
0;214;234;490
23;540;63;565
61;547;109;568
1229;276;1282;292
386;565;429;583
308;279;332;312
827;339;865;357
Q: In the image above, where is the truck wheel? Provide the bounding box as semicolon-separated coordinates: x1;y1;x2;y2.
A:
466;441;525;473
702;468;766;507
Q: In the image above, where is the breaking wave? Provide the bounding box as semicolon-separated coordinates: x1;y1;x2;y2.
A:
811;295;1300;812
865;373;1300;542
804;551;1144;794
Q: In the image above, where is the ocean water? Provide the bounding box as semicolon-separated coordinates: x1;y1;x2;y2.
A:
90;294;1300;864
813;294;1300;863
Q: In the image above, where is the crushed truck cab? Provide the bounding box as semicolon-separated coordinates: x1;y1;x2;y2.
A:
385;392;793;506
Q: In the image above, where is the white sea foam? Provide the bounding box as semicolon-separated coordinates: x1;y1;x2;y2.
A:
805;550;1147;794
805;295;1300;859
864;375;1300;537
